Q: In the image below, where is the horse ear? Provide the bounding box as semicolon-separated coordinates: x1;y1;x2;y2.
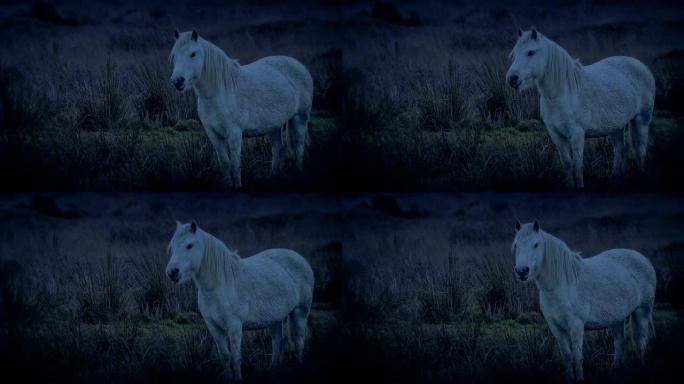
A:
518;28;523;37
191;29;199;41
175;220;182;229
533;220;540;232
515;220;521;231
531;28;538;40
174;29;180;40
190;220;197;233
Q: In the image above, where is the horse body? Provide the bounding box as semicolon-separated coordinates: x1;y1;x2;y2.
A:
541;57;653;136
513;221;656;381
201;56;310;137
507;29;655;188
166;221;314;381
171;30;313;188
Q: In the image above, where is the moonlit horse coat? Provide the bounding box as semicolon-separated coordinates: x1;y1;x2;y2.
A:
165;221;314;381
513;221;656;381
506;29;655;188
170;30;313;189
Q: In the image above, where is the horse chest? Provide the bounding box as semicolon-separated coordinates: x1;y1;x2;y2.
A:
540;98;581;131
198;97;245;129
540;292;587;327
198;292;244;326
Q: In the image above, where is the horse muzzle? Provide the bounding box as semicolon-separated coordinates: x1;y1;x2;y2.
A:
515;266;530;281
171;77;186;92
507;75;521;90
167;267;181;283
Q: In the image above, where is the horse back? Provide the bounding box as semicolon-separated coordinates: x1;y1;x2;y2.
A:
586;56;655;107
243;249;314;303
583;248;656;302
250;56;313;109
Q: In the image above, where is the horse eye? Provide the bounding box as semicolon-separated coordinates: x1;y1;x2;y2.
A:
527;50;535;57
190;52;196;58
533;243;539;248
186;244;193;250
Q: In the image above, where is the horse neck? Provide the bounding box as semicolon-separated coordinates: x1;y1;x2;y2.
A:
193;231;241;294
537;38;581;100
193;40;240;101
534;232;580;293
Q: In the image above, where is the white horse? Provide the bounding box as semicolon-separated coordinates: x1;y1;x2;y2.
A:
506;29;655;188
512;220;656;381
170;30;314;189
165;221;314;381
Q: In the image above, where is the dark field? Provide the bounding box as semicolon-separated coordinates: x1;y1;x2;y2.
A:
1;0;684;191
1;193;683;382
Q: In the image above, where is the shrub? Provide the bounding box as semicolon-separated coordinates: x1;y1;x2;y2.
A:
73;59;128;131
419;63;471;131
75;247;129;323
418;248;470;323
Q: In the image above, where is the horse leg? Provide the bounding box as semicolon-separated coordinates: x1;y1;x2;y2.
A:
227;323;243;381
288;304;310;363
226;128;243;189
205;320;233;380
631;304;652;363
547;321;574;381
269;128;285;174
611;320;626;367
206;130;234;188
611;129;626;176
548;129;574;188
568;321;585;381
630;112;651;171
569;129;585;189
270;320;285;367
288;110;309;171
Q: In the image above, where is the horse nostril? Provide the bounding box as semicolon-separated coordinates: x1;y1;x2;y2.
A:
515;266;529;275
172;77;185;89
168;268;179;280
509;75;519;85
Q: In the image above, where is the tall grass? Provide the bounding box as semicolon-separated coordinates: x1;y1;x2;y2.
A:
419;62;471;131
133;59;197;127
74;58;128;131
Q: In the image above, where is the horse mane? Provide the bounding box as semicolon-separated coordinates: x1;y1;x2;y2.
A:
197;230;241;288
540;231;582;286
541;35;582;93
198;38;240;93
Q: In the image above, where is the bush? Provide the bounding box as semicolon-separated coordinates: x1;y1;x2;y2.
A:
419;63;470;131
418;249;469;323
75;247;129;323
74;58;128;131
